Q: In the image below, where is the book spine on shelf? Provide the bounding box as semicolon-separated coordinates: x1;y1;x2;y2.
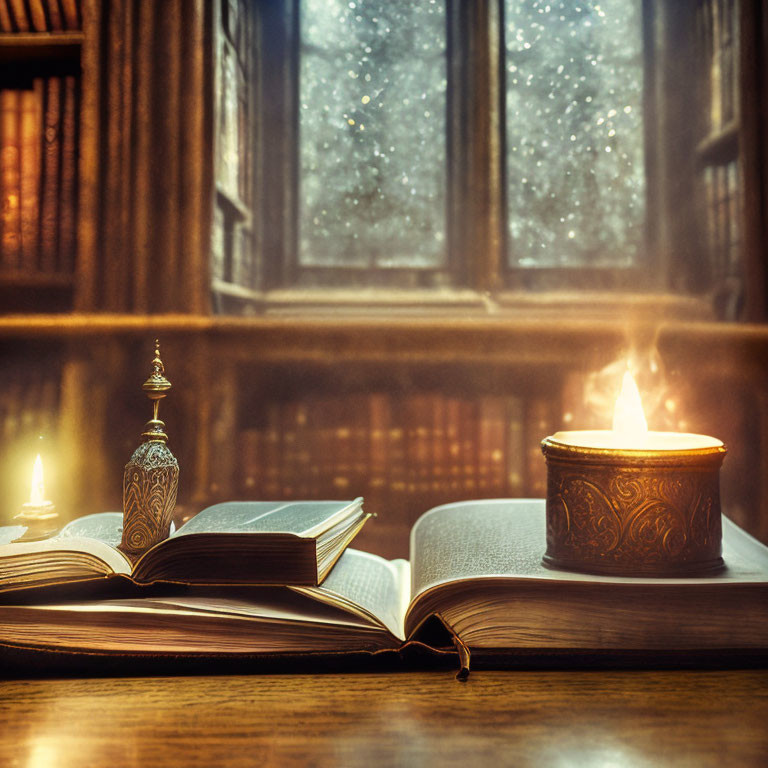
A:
369;392;389;502
331;398;352;498
19;83;41;272
27;0;47;31
0;2;13;32
59;0;79;30
506;397;524;497
40;76;62;273
280;401;298;497
58;75;77;274
262;401;281;498
45;0;63;31
478;396;506;497
460;399;477;496
525;397;553;497
445;397;461;495
431;394;447;497
6;0;29;32
0;89;22;270
386;398;406;507
239;428;262;497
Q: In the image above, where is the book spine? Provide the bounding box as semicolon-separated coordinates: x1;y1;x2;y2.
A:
27;0;47;31
59;0;79;30
262;401;281;498
239;427;262;497
280;401;297;497
331;399;352;497
0;89;22;270
460;399;477;496
0;2;13;32
386;399;406;506
45;0;63;31
369;391;389;507
478;396;506;497
19;84;41;271
57;74;77;273
445;397;462;495
506;396;524;497
431;393;446;498
6;0;29;31
525;397;553;497
39;76;61;273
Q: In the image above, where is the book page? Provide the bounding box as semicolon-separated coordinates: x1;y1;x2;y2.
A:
296;548;409;640
59;512;124;547
410;499;768;601
0;535;131;581
174;499;362;539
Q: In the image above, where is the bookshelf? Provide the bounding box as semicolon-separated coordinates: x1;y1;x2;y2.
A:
1;1;768;561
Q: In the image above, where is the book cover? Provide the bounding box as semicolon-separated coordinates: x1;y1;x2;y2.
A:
19;83;42;271
39;77;62;273
57;75;77;274
0;89;22;270
6;0;29;31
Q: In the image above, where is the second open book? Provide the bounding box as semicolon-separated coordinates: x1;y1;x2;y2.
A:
2;499;768;671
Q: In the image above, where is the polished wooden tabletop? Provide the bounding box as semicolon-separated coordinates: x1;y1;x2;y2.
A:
1;669;767;767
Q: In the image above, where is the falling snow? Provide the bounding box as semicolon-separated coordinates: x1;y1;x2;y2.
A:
299;0;446;269
505;0;645;268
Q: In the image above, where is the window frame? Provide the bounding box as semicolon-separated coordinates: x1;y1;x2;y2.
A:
210;0;765;320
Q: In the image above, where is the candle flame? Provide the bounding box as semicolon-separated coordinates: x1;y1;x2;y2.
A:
612;371;648;437
29;454;46;506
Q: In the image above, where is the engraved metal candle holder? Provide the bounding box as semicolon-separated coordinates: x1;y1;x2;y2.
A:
119;340;179;560
541;437;726;577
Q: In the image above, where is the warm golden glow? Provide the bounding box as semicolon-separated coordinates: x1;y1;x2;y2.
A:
29;454;46;506
612;370;648;437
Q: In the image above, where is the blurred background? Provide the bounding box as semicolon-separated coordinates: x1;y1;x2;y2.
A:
1;0;767;558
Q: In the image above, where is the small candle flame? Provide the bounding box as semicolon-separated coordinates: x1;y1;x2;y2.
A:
612;371;648;437
29;454;46;506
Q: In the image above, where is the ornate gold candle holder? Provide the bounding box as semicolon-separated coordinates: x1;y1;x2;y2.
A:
541;434;726;577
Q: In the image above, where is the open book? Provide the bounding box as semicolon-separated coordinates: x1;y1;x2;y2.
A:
0;499;368;591
2;500;767;672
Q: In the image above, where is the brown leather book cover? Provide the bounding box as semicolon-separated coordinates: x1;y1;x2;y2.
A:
0;89;22;269
58;74;77;273
59;0;78;30
6;0;29;31
0;1;14;31
19;83;42;271
39;77;61;273
44;0;63;31
27;0;47;31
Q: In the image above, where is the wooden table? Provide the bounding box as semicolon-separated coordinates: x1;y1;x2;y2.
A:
1;670;767;767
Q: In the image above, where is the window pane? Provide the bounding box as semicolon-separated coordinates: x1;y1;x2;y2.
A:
299;0;446;269
505;0;645;268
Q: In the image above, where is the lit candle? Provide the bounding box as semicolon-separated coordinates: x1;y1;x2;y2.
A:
28;454;51;507
549;370;723;452
12;454;59;543
541;370;726;577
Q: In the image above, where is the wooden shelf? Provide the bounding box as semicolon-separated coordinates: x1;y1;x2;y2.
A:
0;32;83;63
0;272;74;288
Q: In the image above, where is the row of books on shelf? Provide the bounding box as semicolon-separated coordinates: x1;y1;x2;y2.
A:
0;77;78;276
0;0;80;32
237;392;559;502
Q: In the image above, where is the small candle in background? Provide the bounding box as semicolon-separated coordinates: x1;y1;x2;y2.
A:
12;453;59;543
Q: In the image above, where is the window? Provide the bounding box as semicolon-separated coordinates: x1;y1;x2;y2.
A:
210;0;758;315
299;0;447;277
504;0;646;271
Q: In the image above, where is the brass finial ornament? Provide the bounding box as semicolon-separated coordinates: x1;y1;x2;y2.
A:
119;340;179;559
